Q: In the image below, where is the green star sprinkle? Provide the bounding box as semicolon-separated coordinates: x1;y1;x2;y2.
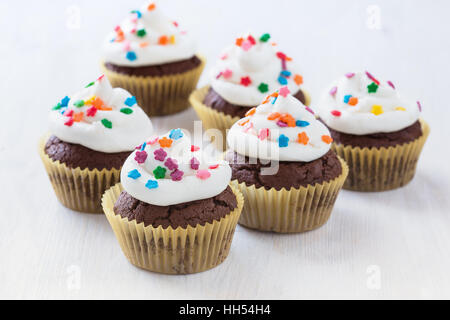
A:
85;82;95;88
260;33;271;42
136;29;147;37
74;100;85;108
367;82;379;93
101;119;112;129
153;166;167;179
120;108;133;115
52;103;62;110
258;83;269;93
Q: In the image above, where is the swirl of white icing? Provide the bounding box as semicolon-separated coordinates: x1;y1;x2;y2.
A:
317;71;421;135
49;75;153;153
121;129;232;206
102;1;197;67
227;87;333;162
210;33;305;106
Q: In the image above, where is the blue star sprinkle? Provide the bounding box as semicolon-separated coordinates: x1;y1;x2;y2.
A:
145;180;159;190
169;129;184;140
278;76;288;85
125;96;137;107
343;95;352;104
278;134;289;148
128;169;141;180
61;96;70;107
126;51;137;62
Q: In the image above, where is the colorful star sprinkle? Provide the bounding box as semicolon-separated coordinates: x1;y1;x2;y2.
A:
159;137;173;148
297;132;309;145
240;76;252;87
135;150;148;164
223;69;233;79
125;96;137;106
153;166;167;179
170;169;184;181
101;119;112;129
86;106;97;117
371;105;384;115
196;170;211;180
278;134;289;148
367;82;379;93
126;51;137;61
128;169;141;180
278;76;288;85
294;74;303;86
258;128;270;141
191;145;200;152
120;108;133;114
74;100;85;108
279;86;290;98
154;148;167;161
258;83;269;93
136;29;147;37
169;129;183;140
164;158;178;171
260;33;271;42
322;135;333;144
190;157;200;170
348;97;358;106
145;180;158;190
61;96;70;107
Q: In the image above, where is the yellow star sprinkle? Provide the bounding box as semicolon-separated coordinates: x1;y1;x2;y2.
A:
371;105;384;116
395;107;406;111
84;96;96;106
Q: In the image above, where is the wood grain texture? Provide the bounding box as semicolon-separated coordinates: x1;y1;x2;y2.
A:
0;0;449;299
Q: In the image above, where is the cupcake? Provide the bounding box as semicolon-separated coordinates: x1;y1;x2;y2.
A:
102;129;244;274
101;1;205;116
39;75;153;213
190;32;309;149
317;71;429;191
226;86;348;233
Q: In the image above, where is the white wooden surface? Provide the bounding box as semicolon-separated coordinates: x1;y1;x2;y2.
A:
1;0;449;299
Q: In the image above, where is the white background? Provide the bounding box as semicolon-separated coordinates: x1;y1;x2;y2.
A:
1;0;449;299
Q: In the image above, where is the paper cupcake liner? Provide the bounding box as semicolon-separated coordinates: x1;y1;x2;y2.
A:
101;56;206;117
230;157;348;233
102;184;244;274
332;119;430;192
190;85;311;150
38;135;121;214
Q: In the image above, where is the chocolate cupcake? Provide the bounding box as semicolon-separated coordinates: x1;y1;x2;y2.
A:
317;71;429;191
190;33;310;149
39;75;153;213
226;86;348;233
102;129;243;274
101;1;205;116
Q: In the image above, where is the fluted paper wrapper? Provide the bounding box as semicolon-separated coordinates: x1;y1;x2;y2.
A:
230;157;348;233
102;184;244;274
190;86;311;150
101;56;205;117
39;135;121;214
332;119;430;192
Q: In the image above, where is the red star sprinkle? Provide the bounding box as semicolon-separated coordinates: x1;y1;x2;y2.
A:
64;118;74;127
86;106;97;117
240;76;252;87
191;145;200;152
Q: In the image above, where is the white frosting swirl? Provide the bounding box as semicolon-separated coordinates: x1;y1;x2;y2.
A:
317;71;421;135
210;33;305;106
102;1;196;67
121;129;232;206
227;87;332;162
49;75;153;153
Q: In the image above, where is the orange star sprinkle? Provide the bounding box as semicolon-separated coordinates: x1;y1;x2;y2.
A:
148;3;156;11
236;37;244;46
93;97;113;111
245;108;256;117
159;137;173;148
267;112;281;121
159;35;169;45
322;135;333;144
72;112;84;122
348;97;358;106
238;119;250;126
294;74;303;86
297;132;309;145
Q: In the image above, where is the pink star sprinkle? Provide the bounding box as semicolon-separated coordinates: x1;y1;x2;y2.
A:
330;86;338;96
134;150;148;164
279;86;290;97
164;158;178;171
190;157;200;170
196;170;211;180
241;40;253;51
223;69;233;79
170;169;184;181
154;148;167;161
258;128;269;141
